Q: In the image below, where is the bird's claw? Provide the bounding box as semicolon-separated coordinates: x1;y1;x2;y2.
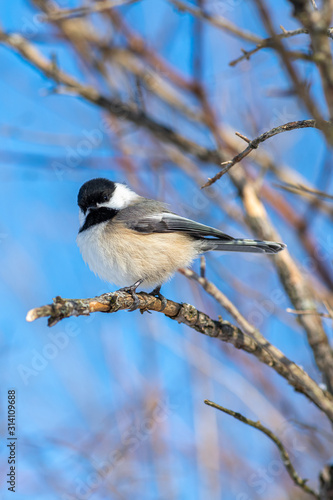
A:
128;293;141;312
149;286;167;311
118;279;143;311
117;281;167;312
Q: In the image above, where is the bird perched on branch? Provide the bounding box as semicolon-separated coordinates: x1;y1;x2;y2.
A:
77;178;286;310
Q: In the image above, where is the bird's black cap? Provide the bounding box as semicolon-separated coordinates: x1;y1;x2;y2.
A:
78;178;116;213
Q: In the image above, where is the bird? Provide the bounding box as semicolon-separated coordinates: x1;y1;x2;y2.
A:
76;178;286;310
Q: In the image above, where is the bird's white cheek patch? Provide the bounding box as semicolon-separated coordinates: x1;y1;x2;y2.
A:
99;183;140;210
79;208;85;228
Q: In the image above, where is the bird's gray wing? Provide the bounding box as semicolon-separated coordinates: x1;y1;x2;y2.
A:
116;203;233;240
115;202;285;254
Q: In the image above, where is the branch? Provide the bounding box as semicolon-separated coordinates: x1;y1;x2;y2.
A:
102;47;204;123
253;0;332;143
201;120;326;188
229;26;333;67
180;267;267;342
0;30;221;165
228;164;333;395
204;400;320;499
26;291;333;423
180;267;333;418
26;291;173;326
0;30;330;189
231;47;314;67
40;0;139;21
168;0;261;43
320;465;333;499
4;28;333;394
275;181;333;201
169;0;333;71
289;0;333;120
287;308;333;320
169;0;333;80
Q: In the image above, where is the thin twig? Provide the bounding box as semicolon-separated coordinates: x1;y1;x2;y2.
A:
230;27;333;66
235;131;251;143
287;308;333;319
204;400;320;499
324;301;333;320
231;46;313;67
202;120;327;188
180;267;265;343
275;182;333;201
168;0;261;43
291;419;333;441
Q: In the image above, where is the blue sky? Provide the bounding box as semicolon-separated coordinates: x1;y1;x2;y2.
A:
0;1;332;499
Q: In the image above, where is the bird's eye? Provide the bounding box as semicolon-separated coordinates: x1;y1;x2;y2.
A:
103;195;108;201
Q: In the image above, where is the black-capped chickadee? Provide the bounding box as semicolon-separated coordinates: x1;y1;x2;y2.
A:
77;178;286;309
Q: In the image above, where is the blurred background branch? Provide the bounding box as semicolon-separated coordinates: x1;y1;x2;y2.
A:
205;399;320;499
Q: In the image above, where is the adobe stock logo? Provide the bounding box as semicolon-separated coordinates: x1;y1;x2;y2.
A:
17;321;81;385
210;0;244;15
52;128;105;181
236;420;307;499
61;396;178;500
51;112;132;180
20;0;70;39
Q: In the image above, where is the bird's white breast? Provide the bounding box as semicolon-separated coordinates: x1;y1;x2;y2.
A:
76;222;198;289
77;222;130;286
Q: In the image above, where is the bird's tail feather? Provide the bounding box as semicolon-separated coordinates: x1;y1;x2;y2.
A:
202;238;286;254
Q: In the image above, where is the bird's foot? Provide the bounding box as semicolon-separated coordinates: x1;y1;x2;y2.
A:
149;286;167;311
118;279;143;311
